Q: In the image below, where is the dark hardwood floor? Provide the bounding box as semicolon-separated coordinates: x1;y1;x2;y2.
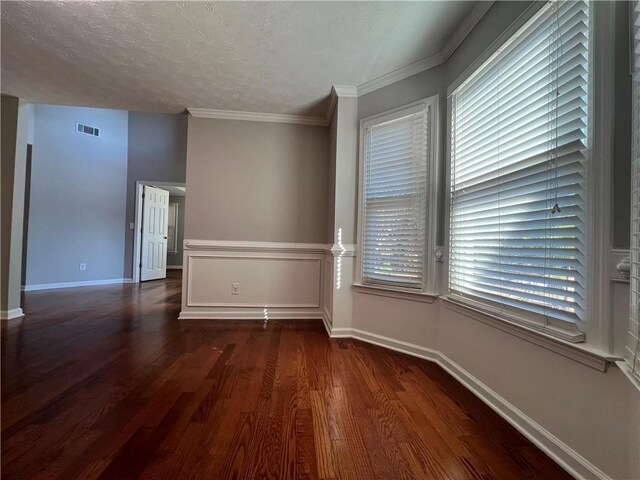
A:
1;271;572;479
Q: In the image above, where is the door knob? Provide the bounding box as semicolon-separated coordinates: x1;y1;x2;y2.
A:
164;236;168;239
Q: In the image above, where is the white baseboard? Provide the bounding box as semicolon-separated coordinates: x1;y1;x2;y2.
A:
178;309;324;321
347;328;440;362
331;327;608;480
167;265;183;270
1;308;24;320
321;311;332;336
22;278;130;291
437;353;608;480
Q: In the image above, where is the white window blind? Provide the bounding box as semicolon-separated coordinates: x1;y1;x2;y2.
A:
629;0;640;379
449;0;589;327
362;104;430;289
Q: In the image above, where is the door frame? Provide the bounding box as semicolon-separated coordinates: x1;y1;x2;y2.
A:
132;180;186;284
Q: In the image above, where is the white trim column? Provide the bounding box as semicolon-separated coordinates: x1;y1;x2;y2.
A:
324;88;359;334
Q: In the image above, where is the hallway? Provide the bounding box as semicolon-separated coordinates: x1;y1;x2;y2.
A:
1;274;571;479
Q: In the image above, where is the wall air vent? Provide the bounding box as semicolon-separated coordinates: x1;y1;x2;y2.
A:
76;123;100;137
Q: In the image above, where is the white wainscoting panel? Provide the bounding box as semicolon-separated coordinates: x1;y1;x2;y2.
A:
187;255;321;308
180;240;333;320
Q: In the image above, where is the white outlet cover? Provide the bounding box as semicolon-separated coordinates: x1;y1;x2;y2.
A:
231;283;240;295
79;263;87;271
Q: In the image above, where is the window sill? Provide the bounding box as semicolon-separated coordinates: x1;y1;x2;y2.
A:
442;296;622;372
353;283;438;304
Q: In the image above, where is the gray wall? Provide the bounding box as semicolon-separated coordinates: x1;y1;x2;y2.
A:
26;105;128;285
185;117;329;243
124;111;187;278
167;194;185;267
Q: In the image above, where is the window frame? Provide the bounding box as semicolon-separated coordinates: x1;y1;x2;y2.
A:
627;0;640;382
356;95;440;296
443;1;614;348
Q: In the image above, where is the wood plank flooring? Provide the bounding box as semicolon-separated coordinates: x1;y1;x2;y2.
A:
1;272;572;479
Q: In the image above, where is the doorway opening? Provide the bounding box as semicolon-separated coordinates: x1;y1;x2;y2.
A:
132;181;186;283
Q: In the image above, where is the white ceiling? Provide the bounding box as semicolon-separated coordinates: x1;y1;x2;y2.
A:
1;1;478;117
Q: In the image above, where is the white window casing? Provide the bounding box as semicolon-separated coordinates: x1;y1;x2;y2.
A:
357;96;439;295
628;0;640;381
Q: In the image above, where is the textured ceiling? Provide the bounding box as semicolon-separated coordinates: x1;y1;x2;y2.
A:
1;1;477;117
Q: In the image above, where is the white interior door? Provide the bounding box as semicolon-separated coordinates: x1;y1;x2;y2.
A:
140;185;170;281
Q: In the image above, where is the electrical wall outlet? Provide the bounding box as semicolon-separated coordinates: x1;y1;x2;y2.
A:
79;263;87;271
231;283;240;295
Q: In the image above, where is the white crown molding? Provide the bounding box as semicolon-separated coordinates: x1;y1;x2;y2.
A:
357;51;445;97
187;107;329;127
189;84;358;128
440;1;495;60
357;1;495;96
